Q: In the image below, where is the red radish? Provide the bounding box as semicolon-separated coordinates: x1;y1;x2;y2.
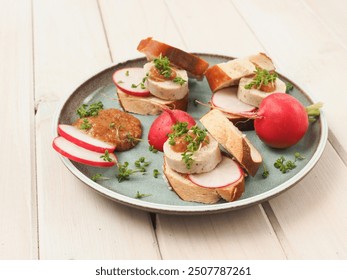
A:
254;93;309;148
53;136;117;167
212;87;256;113
58;124;116;153
188;156;243;188
148;108;196;151
112;67;150;97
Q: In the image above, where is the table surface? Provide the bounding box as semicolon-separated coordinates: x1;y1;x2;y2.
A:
1;0;347;260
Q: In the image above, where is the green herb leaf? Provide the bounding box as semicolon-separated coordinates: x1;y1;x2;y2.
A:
135;191;151;199
91;173;110;182
153;54;172;78
244;67;278;90
285;82;294;93
153;169;160;178
77;101;104;118
173;76;187;86
262;164;269;178
100;150;113;162
80;118;92;130
149;145;158;153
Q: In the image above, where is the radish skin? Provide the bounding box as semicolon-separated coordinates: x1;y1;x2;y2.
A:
254;93;309;148
53;136;117;167
212;87;256;113
188;156;243;188
113;67;150;97
148;109;196;151
58;124;116;153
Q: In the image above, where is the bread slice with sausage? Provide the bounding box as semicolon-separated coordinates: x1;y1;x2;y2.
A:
205;53;275;92
200;109;262;177
117;88;188;115
163;157;245;204
137;37;209;80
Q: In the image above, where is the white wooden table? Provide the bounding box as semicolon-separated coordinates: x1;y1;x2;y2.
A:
1;0;346;260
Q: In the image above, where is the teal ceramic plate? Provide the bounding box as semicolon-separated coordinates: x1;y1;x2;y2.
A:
53;54;328;214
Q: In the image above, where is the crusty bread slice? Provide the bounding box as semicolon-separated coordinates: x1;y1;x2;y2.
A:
137;37;209;80
117;89;188;115
200;109;262;176
163;157;245;204
205;53;275;92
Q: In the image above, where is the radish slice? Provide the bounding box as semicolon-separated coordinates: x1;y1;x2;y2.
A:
112;67;150;97
52;136;117;167
188;156;243;188
212;87;256;112
58;124;116;153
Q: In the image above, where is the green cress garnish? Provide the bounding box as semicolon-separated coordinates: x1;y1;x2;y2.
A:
245;67;278;90
80;118;92;130
135;191;151;199
153;54;172;78
152;54;187;85
77;101;104;118
100;150;113;162
173;76;187;86
168;122;209;169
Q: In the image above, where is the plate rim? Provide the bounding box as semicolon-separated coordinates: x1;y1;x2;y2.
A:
52;54;328;215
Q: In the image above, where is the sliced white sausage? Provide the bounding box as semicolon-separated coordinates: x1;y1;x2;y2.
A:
163;132;222;174
237;77;286;107
143;62;189;100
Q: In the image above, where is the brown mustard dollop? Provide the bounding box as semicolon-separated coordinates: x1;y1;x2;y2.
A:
171;132;209;153
148;65;177;82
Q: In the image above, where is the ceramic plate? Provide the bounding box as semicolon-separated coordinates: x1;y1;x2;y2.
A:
53;54;328;214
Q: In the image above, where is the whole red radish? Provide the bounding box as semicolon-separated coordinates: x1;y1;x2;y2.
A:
254;93;309;148
148;109;196;151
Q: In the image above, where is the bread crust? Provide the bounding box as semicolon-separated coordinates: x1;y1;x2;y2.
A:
205;53;275;92
200;109;262;176
137;37;209;79
163;157;244;204
117;89;188;115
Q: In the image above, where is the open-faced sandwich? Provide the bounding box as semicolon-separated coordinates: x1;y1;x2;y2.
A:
205;53;287;130
113;37;209;115
163;109;262;204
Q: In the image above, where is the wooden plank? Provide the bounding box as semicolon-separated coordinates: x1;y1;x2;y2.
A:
232;0;347;158
303;0;347;48
164;0;265;56
99;0;186;63
268;143;347;259
0;0;38;259
34;0;160;259
151;0;287;259
232;0;347;258
156;206;286;259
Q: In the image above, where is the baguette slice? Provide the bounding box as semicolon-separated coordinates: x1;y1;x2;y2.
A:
163;157;245;204
117;88;188;115
200;109;262;176
137;37;209;80
205;53;275;92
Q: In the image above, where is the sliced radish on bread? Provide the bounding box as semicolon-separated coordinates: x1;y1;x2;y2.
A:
212;87;256;112
188;156;243;188
112;67;150;97
58;124;116;153
53;136;117;167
